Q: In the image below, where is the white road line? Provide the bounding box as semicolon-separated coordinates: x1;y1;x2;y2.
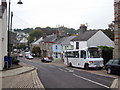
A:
65;68;74;72
58;68;68;72
73;73;110;88
110;79;118;88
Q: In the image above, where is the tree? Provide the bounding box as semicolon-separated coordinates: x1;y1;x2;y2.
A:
32;47;41;57
102;29;114;41
28;29;43;43
98;46;113;64
28;36;34;43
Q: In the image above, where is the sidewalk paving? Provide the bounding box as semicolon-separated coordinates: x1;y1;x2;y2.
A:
0;62;44;89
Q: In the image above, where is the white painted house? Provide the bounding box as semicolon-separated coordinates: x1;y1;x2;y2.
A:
70;30;115;50
0;0;7;70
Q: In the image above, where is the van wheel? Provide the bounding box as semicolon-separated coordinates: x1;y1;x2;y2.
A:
69;63;72;67
84;64;89;70
107;68;112;74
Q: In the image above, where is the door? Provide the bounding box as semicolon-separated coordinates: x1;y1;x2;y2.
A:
79;50;87;68
111;60;120;73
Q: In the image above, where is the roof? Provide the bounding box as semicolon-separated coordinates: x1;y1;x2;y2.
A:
55;36;76;45
42;34;57;43
71;30;97;41
32;37;43;45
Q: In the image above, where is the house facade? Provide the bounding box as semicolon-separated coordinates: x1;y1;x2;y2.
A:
0;0;7;70
71;30;115;50
39;34;57;57
52;36;75;60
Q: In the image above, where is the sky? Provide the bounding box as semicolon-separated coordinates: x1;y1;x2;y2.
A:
3;0;115;30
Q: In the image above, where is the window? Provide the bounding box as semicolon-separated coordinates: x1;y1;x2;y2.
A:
81;50;86;58
76;42;79;49
113;60;119;64
65;51;79;58
107;60;114;64
56;45;57;49
88;48;100;58
56;53;58;58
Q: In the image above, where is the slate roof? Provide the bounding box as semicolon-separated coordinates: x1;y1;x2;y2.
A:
42;34;57;43
55;36;76;45
71;30;97;41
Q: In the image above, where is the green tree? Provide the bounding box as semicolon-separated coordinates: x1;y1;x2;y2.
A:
28;29;43;43
32;47;41;57
98;46;113;64
102;29;114;41
28;36;34;43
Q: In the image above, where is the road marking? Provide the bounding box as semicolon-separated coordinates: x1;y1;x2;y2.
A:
72;68;117;79
58;68;68;72
65;68;74;72
110;79;118;88
73;73;110;88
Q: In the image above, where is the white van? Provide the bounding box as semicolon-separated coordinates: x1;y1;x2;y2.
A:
25;51;30;57
64;47;104;70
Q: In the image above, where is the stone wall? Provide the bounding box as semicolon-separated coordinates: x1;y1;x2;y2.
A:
113;0;120;59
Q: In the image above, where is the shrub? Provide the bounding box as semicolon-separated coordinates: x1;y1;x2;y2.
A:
98;46;113;64
32;46;41;57
11;55;20;65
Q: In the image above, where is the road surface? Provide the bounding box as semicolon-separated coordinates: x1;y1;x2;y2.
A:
19;58;116;89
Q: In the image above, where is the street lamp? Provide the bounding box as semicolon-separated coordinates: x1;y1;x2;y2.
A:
7;0;23;66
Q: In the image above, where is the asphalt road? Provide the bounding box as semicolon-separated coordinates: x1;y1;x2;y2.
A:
19;58;115;89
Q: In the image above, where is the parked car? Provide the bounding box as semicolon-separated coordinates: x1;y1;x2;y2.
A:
31;53;37;57
105;59;120;75
18;53;23;57
41;57;52;63
26;55;34;59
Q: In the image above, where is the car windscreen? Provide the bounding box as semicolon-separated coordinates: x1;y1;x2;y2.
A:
107;60;114;64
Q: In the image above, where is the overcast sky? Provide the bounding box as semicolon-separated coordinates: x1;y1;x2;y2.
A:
4;0;114;29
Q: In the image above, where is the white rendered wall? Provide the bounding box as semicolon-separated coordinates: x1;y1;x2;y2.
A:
87;31;115;48
70;41;87;50
2;8;7;69
0;19;2;70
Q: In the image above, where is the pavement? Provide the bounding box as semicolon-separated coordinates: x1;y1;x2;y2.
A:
0;62;44;89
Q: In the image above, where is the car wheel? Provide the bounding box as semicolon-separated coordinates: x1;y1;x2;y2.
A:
107;68;112;74
84;64;89;70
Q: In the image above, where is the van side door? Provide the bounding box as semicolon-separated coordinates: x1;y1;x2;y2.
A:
79;50;87;68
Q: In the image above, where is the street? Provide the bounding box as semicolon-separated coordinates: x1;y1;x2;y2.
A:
19;57;116;89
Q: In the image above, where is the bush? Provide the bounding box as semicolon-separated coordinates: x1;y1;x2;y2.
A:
11;55;20;65
98;46;113;65
32;46;41;57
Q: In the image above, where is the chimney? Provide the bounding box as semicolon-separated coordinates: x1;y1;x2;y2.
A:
56;30;59;37
79;24;87;33
43;33;47;39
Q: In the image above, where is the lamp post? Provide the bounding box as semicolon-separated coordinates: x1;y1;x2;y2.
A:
7;0;23;65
